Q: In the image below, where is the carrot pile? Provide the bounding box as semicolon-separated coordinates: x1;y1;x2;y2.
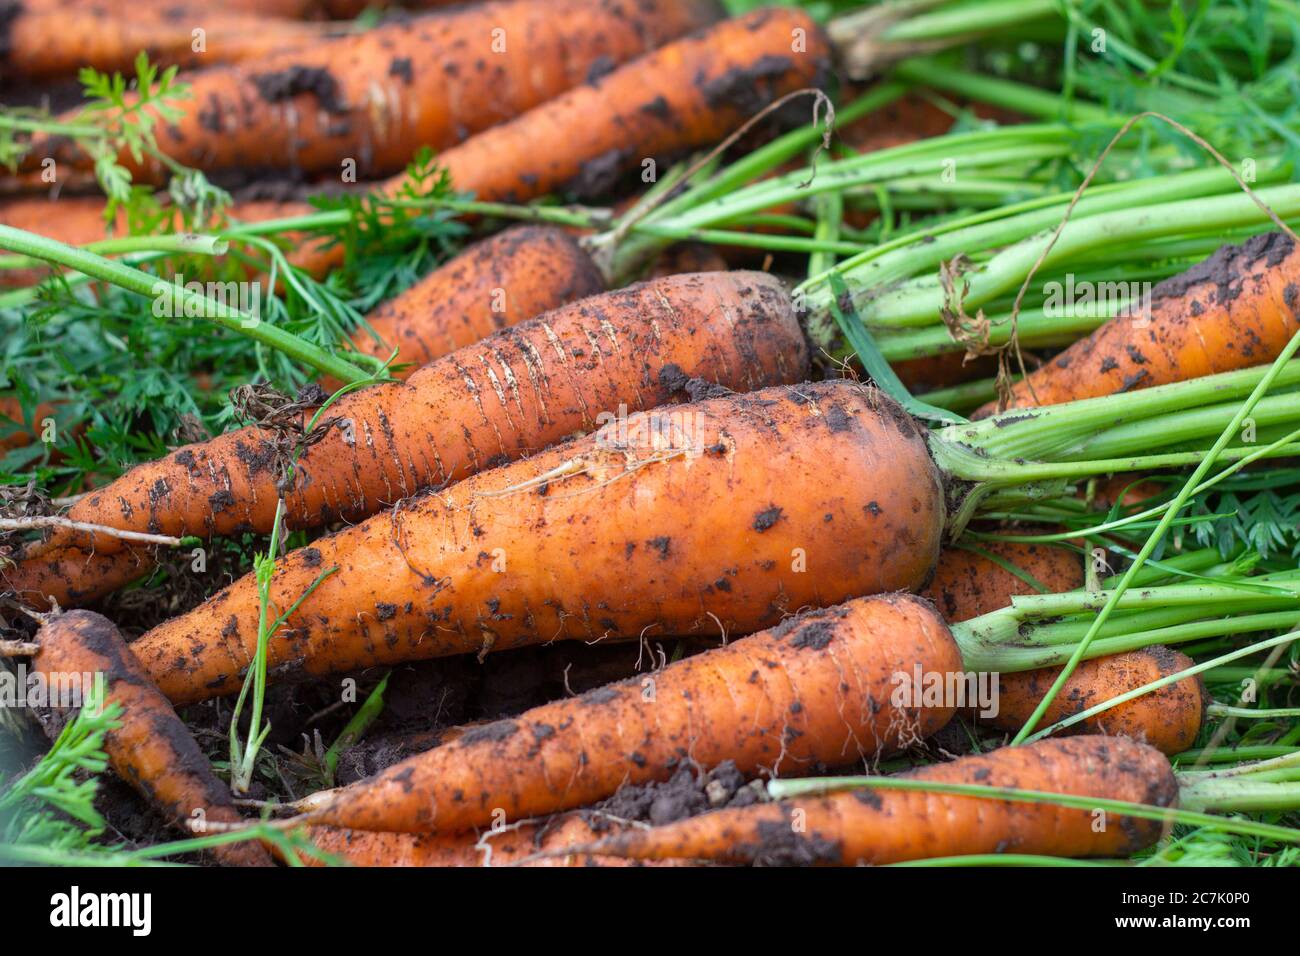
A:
2;0;1297;873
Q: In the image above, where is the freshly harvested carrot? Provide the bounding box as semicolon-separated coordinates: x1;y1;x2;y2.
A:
556;737;1178;865
298;594;959;833
1;8;334;82
18;0;466;17
422;7;832;204
11;271;808;603
919;540;1083;623
976;231;1300;416
1;545;156;613
23;0;721;183
129;379;943;705
0;396;58;453
342;225;605;380
303;815;686;867
4;6;826;282
27;609;272;866
980;647;1206;756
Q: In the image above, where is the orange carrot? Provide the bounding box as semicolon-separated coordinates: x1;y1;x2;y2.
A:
21;0;721;183
303;815;689;867
298;594;959;833
4;6;827;282
341;225;605;381
127;379;943;705
557;737;1178;865
0;396;58;453
7;271;808;607
1;7;335;81
976;231;1300;417
981;647;1206;757
27;609;271;866
424;7;831;205
919;540;1082;623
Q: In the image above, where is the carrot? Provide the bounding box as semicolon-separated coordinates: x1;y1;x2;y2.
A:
415;7;832;205
980;647;1206;757
976;231;1300;417
1;7;334;82
555;736;1178;865
296;594;959;833
26;609;272;866
121;357;1277;704
127;378;941;705
303;815;687;867
18;0;466;17
340;225;605;382
3;6;827;282
7;270;808;606
0;396;58;453
919;540;1083;623
1;545;156;613
22;0;722;183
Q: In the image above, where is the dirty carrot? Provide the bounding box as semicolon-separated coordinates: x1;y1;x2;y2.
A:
296;594;958;833
8;271;808;606
125;360;1300;705
25;610;271;867
976;231;1300;416
549;737;1177;865
919;539;1082;623
339;225;605;382
422;7;831;206
21;0;721;183
1;7;334;82
302;814;685;867
980;647;1206;756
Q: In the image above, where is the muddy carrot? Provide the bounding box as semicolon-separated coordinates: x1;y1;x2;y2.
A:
976;231;1300;416
920;539;1083;623
127;378;942;704
980;647;1206;756
424;7;831;205
297;594;959;833
26;609;272;866
557;737;1178;864
1;7;333;81
11;271;808;605
122;357;1300;704
302;814;689;867
21;0;721;183
340;225;605;382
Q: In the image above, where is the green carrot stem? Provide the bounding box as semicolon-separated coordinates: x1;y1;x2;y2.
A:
892;58;1119;125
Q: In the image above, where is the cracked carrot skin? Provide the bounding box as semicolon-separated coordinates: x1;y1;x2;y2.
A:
22;0;722;183
11;271;808;605
30;610;272;867
303;815;688;867
304;594;960;833
981;647;1206;757
574;736;1178;865
339;225;605;383
919;539;1083;624
130;379;944;706
976;231;1300;417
